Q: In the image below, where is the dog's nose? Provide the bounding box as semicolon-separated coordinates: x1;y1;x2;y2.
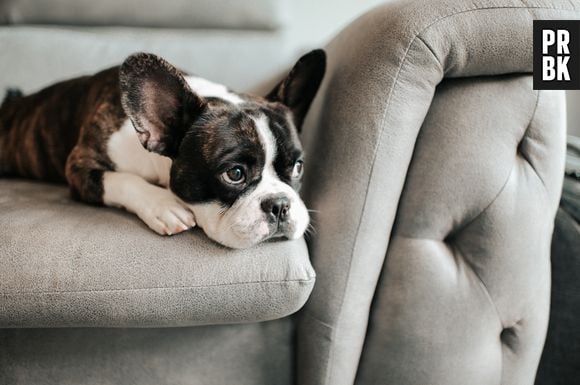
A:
261;196;290;222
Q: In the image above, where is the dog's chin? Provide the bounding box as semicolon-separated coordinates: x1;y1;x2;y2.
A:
187;201;310;249
219;222;272;249
200;219;308;249
204;221;306;249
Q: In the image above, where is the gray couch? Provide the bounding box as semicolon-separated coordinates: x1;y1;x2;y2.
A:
0;0;578;384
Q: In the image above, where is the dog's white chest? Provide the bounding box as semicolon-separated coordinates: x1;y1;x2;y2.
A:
107;120;172;186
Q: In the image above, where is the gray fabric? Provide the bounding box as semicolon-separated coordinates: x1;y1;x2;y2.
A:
0;180;315;328
0;0;289;30
0;25;303;96
0;0;575;383
357;76;564;385
0;318;294;385
297;1;576;385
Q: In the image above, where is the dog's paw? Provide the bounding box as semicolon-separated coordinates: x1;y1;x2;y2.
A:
136;190;196;236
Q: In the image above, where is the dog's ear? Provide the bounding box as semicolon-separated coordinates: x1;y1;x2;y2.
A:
119;53;204;157
266;49;326;131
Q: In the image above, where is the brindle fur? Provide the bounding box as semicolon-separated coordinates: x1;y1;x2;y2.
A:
0;67;123;203
0;51;325;212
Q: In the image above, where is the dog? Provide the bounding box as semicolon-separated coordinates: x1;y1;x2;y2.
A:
0;50;326;249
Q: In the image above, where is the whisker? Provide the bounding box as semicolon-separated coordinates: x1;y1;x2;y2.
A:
304;223;318;240
305;222;317;236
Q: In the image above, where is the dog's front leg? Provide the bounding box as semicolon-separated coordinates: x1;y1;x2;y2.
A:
103;171;196;235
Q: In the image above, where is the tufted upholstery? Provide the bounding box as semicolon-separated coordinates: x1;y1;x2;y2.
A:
0;0;576;384
356;77;565;385
298;1;574;384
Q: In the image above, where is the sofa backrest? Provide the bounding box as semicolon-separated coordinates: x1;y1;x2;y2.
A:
0;0;300;100
0;0;288;30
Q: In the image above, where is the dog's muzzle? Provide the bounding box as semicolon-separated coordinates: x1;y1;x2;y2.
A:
261;194;291;235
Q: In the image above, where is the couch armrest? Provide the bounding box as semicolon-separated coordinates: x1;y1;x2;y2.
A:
0;181;315;328
298;1;578;385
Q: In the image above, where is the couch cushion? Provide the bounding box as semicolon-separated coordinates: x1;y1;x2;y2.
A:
0;0;288;30
0;180;315;328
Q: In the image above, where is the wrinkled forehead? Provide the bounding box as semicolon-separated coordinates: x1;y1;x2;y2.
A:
255;103;303;154
198;100;302;163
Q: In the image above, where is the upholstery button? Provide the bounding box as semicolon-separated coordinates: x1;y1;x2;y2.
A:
500;326;519;351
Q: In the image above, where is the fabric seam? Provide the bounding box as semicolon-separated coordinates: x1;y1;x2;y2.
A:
519;90;549;192
0;277;315;296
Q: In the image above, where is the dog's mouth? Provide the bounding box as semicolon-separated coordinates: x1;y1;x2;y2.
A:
269;220;293;239
242;218;291;243
186;194;309;249
221;214;305;248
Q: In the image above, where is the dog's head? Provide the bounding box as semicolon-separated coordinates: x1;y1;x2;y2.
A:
119;51;325;248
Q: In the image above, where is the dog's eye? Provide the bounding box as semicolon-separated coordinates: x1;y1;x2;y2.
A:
222;166;246;185
292;160;304;179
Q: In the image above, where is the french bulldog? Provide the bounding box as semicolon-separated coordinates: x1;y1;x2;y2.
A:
0;50;326;248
